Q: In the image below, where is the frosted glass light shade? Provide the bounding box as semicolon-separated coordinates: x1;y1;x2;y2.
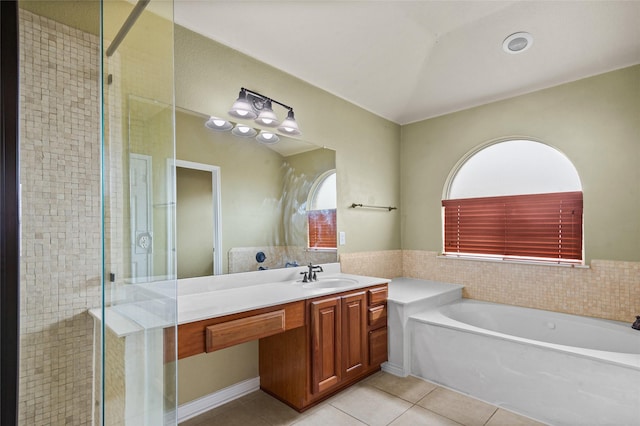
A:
277;110;301;136
231;124;257;137
229;90;257;119
204;116;232;131
255;100;280;127
256;130;280;144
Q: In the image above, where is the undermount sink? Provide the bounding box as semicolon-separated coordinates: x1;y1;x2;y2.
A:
301;277;359;289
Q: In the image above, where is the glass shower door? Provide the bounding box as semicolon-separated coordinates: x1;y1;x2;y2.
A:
100;0;176;424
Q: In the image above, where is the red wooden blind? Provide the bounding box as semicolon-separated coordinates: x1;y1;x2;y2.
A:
308;209;337;249
442;191;583;261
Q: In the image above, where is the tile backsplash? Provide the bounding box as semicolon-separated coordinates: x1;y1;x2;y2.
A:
228;246;337;274
340;249;403;280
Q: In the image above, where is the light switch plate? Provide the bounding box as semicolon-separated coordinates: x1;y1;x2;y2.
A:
339;231;346;245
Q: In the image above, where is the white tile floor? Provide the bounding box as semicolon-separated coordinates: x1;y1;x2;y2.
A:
180;372;546;426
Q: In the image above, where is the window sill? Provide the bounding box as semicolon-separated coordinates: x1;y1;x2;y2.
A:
438;253;590;269
306;248;337;253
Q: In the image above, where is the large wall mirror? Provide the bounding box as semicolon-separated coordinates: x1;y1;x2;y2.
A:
172;107;337;277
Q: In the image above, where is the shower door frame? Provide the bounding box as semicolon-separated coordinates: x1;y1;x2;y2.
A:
0;1;20;424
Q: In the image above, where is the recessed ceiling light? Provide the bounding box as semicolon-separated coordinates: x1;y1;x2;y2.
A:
503;32;533;54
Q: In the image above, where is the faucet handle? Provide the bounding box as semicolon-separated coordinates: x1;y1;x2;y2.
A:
300;271;309;283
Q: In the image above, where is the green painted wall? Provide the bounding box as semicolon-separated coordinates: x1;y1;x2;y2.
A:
401;65;640;262
176;167;214;279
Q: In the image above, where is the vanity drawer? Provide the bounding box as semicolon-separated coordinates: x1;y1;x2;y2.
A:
206;310;285;352
368;286;388;305
176;300;305;359
368;304;387;329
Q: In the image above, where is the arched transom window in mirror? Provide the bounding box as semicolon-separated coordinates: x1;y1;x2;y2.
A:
308;170;337;249
443;139;583;263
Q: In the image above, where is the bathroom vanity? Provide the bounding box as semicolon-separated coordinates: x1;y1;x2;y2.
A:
90;264;388;417
259;283;388;410
171;265;388;411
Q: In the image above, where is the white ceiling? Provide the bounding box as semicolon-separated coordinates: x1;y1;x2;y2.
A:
174;1;640;125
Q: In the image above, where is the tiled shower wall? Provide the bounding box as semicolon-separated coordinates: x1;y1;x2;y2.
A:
340;250;640;323
19;10;100;425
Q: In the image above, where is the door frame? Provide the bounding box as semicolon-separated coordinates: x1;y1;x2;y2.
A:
168;159;222;276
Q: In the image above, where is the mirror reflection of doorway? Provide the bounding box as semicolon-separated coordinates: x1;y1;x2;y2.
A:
175;161;222;278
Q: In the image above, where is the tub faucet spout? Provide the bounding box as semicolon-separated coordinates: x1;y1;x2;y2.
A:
632;316;640;330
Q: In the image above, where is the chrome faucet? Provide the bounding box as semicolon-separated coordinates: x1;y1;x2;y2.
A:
301;263;323;282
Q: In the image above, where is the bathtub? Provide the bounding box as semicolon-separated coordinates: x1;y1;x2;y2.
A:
410;299;640;426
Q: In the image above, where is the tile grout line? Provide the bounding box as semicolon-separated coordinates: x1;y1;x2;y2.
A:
483;407;500;426
326;401;370;425
367;382;470;426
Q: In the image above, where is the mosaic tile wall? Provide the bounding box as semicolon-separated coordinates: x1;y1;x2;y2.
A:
19;10;101;425
340;250;404;280
341;250;639;322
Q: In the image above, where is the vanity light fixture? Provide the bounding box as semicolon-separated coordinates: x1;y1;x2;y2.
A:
256;130;280;144
204;116;233;131
503;32;533;54
229;88;301;135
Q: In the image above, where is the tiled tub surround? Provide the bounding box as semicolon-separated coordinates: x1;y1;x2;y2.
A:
340;250;403;280
399;250;639;323
411;299;640;425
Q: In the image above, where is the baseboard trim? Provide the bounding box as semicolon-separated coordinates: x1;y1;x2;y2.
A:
177;377;260;423
381;361;408;377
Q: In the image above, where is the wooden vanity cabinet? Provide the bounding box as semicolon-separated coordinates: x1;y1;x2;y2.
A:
367;286;388;368
259;283;388;411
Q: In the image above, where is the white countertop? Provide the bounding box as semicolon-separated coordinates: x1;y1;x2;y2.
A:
387;278;464;305
178;272;388;324
90;264;390;334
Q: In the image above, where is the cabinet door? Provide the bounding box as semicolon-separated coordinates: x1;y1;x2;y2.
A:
341;291;367;380
310;296;342;394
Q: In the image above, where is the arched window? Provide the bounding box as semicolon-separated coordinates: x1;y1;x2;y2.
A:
307;170;337;249
443;140;583;263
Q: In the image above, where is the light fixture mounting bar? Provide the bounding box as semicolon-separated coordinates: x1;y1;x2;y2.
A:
242;87;294;112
